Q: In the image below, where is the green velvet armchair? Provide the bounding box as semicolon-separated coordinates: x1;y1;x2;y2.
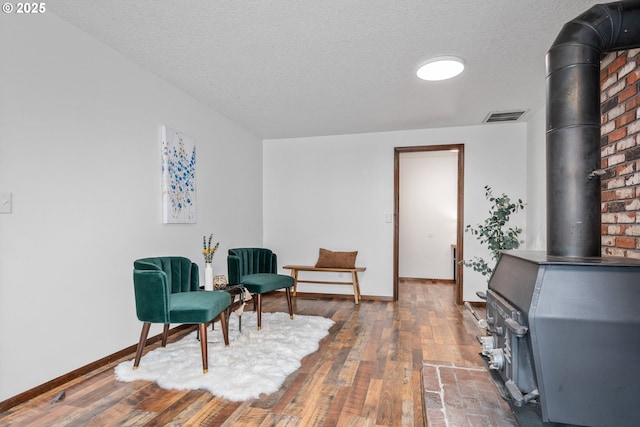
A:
132;256;231;374
227;248;294;330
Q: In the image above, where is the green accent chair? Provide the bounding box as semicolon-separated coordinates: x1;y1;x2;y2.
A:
132;256;231;374
227;248;294;330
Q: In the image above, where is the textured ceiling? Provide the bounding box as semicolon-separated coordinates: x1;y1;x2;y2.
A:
49;0;602;139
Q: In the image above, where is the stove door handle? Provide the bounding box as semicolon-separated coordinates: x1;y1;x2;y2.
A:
505;318;528;337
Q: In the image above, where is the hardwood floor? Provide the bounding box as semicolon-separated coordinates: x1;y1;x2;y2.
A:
0;280;487;426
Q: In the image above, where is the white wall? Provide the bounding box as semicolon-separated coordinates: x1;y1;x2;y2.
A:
525;106;547;250
398;151;458;279
0;14;263;401
263;123;527;302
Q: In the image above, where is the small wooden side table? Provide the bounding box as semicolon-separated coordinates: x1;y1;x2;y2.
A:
221;284;249;332
197;284;249;341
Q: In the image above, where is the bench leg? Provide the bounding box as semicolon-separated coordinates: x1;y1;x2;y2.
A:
352;271;361;304
290;269;299;296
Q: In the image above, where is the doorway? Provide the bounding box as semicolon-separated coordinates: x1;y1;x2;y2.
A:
393;144;465;304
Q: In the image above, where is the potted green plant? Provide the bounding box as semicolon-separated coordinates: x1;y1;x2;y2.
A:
462;185;525;277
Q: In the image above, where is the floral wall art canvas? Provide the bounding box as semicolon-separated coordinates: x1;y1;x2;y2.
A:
162;126;196;224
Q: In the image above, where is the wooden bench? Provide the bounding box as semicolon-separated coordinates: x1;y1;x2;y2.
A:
282;265;366;304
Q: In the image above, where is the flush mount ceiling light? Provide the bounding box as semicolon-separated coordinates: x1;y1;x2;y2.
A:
416;56;465;81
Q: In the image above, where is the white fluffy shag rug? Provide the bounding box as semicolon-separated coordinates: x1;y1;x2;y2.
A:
115;312;334;401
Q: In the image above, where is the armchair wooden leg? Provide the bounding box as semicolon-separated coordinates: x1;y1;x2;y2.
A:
219;311;229;346
285;287;294;320
199;323;208;374
161;324;170;347
133;322;151;370
256;294;262;330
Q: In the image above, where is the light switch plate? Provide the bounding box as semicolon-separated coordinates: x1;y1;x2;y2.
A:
0;192;12;213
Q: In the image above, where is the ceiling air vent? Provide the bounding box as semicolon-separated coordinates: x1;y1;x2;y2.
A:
483;110;527;123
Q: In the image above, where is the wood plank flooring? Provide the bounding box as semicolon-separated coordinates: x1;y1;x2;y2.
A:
0;280;495;426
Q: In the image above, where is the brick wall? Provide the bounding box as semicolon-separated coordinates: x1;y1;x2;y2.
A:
600;48;640;258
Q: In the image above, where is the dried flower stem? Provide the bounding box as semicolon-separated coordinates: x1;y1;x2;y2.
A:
202;234;219;263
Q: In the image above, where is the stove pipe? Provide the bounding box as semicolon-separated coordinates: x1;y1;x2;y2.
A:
546;0;640;257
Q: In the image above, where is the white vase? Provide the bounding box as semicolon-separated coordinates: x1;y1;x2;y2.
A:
204;263;214;291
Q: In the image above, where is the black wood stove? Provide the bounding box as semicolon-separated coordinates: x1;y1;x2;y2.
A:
477;2;640;426
483;251;640;426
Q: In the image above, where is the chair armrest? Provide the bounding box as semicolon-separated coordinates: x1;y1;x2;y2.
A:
133;270;170;323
